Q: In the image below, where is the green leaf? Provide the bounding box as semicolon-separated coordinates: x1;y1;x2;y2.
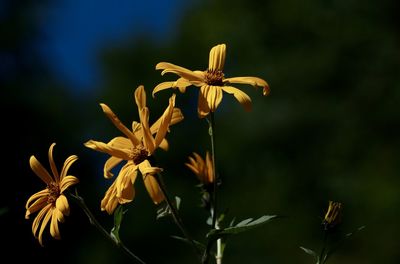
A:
299;246;318;261
206;215;278;240
110;205;125;244
156;196;181;220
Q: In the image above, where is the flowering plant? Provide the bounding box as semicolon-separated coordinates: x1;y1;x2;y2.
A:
25;43;362;264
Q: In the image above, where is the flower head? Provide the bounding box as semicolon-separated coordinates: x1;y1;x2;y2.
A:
185;152;214;185
322;201;342;230
153;43;270;118
84;85;183;214
25;143;79;246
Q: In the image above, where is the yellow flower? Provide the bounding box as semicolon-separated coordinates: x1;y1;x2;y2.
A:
153;43;270;118
185;152;214;185
322;201;342;230
25;143;79;246
84;85;184;214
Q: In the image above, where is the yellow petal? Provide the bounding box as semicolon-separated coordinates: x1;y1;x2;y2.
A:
50;209;61;239
32;204;51;238
29;155;53;184
138;159;163;175
221;86;252;112
134;85;147;111
150;107;184;135
99;103;141;145
139;107;156;154
84;140;131;160
60;175;79;193
154;94;176;148
26;189;48;210
142;174;164;204
209;44;226;71
55;194;70;216
197;86;210;118
104;156;123;179
48;143;59;182
223;76;270;96
115;163;137;199
108;136;133;149
158;139;169;151
25;196;47;219
152;78;192;97
60;155;78;181
202;85;223;112
38;207;53;246
156;62;204;82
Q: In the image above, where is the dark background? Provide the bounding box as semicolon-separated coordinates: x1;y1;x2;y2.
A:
2;0;400;263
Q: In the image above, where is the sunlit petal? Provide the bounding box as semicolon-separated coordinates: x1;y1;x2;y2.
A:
84;140;131;160
60;175;79;193
48;143;59;182
60;155;78;181
142;174;164;204
209;44;226;71
221;86;252;112
197;86;211;118
29;156;53;184
139;107;156;154
55;194;70;216
134;85;147;111
156;62;204;82
50;209;61;239
38;208;53;246
104;156;123;179
224;76;270;96
26;189;48;210
100;103;141;145
154;94;175;148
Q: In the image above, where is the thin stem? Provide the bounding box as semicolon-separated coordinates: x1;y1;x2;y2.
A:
207;113;218;229
319;230;329;264
203;113;223;264
155;173;202;261
67;192;146;264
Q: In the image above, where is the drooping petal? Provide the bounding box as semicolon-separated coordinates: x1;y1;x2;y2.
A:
99;103;141;145
25;189;48;210
117;176;136;204
221;86;252;112
60;155;78;181
138;159;163;175
134;85;147;111
150;107;184;135
48;143;59;182
32;204;51;237
223;76;270;96
115;163;137;199
156;62;204;82
154;94;175;149
152;78;192;97
139;107;156;154
29;156;53;184
25;196;48;219
60;175;79;193
208;44;226;71
107;136;133;150
38;207;53;246
197;86;211;118
203;85;223;112
84;140;131;160
55;194;70;216
50;209;61;239
142;174;164;204
158;139;169;151
101;182;119;214
104;156;123;179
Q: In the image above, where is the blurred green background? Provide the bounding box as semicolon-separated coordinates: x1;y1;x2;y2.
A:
2;0;400;263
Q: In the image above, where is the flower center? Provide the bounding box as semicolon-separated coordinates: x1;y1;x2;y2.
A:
47;182;60;204
205;69;224;86
131;144;149;165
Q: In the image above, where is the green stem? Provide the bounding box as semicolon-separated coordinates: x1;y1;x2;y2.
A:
68;192;146;264
155;173;202;261
319;230;328;264
203;112;223;264
207;113;218;229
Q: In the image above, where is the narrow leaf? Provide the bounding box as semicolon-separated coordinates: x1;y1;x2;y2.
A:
110;205;125;244
299;246;318;260
207;215;278;239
